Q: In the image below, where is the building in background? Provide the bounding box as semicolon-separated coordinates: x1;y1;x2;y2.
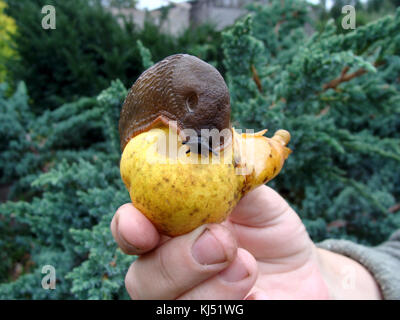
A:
190;0;269;30
110;0;269;35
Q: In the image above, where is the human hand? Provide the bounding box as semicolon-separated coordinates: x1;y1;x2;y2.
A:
111;185;382;299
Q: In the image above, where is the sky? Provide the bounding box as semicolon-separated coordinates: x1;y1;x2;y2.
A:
137;0;187;10
137;0;370;11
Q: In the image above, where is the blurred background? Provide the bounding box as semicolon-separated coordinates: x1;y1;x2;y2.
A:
0;0;399;299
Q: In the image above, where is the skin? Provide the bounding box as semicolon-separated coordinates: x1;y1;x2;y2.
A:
110;185;383;300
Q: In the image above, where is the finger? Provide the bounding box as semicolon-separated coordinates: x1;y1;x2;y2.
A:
178;249;258;300
125;224;237;300
229;185;292;228
111;203;160;255
227;185;309;261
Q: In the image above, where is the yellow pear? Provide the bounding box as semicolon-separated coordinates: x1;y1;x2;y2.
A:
120;125;291;236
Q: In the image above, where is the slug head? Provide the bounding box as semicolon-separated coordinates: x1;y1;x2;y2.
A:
119;54;231;152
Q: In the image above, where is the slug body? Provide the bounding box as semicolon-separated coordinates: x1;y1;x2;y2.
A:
119;54;231;152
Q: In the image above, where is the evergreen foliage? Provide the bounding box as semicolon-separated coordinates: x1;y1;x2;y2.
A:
5;0;223;112
0;79;133;298
4;0;144;111
0;0;399;299
224;0;400;244
318;0;399;33
0;0;16;83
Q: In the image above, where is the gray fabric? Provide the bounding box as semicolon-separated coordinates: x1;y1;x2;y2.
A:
317;230;400;300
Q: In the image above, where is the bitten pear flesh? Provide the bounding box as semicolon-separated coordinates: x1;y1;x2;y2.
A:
120;126;291;236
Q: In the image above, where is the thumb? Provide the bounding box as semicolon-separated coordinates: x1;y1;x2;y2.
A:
229;185;292;228
227;185;310;261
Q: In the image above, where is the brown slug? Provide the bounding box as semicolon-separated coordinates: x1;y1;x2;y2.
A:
119;54;231;154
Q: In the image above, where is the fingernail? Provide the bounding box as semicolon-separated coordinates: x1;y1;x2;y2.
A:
116;218;142;253
219;255;249;282
192;229;226;265
119;232;140;251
